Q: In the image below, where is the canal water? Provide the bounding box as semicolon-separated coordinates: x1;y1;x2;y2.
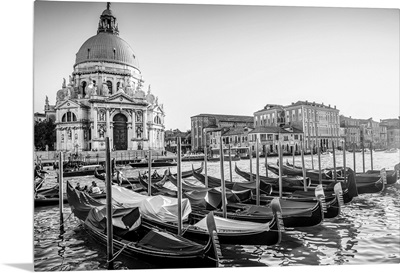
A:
33;150;400;271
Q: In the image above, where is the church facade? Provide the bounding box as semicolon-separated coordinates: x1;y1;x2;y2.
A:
45;3;165;152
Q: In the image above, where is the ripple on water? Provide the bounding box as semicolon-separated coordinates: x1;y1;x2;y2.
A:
34;153;400;269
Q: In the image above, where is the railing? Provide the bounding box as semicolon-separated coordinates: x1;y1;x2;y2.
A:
34;149;166;164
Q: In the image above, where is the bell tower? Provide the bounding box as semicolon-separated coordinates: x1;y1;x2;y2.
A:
97;2;119;35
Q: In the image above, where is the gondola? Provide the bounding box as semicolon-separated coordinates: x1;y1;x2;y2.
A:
181;154;206;162
361;165;399;185
283;161;385;194
234;164;313;192
66;181;221;268
190;168;273;194
129;160;177;168
264;163;359;203
155;173;324;227
111;184;283;246
138;175;253;203
34;184;106;207
191;167;342;219
63;164;105;177
94;164;204;185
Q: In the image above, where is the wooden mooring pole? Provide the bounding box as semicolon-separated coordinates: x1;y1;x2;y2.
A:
332;141;337;184
219;137;227;218
362;140;365;173
342;139;347;184
203;129;208;188
148;148;152;196
300;141;307;192
105;137;114;270
370;141;374;171
353;143;356;173
249;147;253;183
264;146;268;178
228;144;233;183
255;139;260;206
278;138;283;199
58;151;64;233
177;137;183;235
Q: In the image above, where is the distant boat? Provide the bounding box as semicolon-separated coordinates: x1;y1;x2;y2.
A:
63;164;104;177
129;159;177;168
385;148;399;153
182;154;205;162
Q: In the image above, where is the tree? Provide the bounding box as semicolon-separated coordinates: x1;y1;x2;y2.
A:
34;119;56;151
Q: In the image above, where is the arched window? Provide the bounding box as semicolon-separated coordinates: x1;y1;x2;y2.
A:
81;81;87;97
61;112;77;122
154;116;161;124
106;80;112;94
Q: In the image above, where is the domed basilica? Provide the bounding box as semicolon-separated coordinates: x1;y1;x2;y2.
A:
45;3;165;152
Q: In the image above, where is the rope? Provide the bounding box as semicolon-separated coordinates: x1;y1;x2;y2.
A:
180;224;191;235
107;242;135;263
59;212;74;227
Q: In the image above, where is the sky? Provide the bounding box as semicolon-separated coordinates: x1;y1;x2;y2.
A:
33;0;399;132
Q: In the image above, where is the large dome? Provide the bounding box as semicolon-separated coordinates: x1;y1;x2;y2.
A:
74;32;139;69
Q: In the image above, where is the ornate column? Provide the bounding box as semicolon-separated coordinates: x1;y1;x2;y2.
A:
93;107;98;139
106;108;110;138
143;108;147;140
132;110;136;138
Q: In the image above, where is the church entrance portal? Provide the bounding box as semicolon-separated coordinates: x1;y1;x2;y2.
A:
113;114;128;150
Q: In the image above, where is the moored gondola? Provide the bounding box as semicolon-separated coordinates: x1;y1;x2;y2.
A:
150;173;324;228
66;181;221;268
94;164;204;185
111;184;283;246
283;161;386;194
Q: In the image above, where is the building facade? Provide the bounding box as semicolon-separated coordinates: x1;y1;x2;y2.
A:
340;115;361;148
165;129;191;153
254;101;340;151
45;3;165;152
381;118;400;148
248;126;304;155
190;114;253;152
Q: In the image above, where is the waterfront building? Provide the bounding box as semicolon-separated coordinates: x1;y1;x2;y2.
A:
381;118;400;148
340;115;361;149
378;123;388;149
44;3;165;152
358;118;381;148
165;129;191;153
248;125;303;155
191;114;253;152
254;101;340;152
206;126;251;155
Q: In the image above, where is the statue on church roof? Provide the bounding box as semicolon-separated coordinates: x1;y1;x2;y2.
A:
62;78;66;88
45;96;49;106
86;80;96;98
68;75;74;86
101;82;109;96
66;87;71;99
117;81;125;93
134;79;145;99
125;79;135;97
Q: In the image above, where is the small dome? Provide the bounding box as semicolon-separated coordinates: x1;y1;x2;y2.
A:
74;33;139;69
101;8;114;17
